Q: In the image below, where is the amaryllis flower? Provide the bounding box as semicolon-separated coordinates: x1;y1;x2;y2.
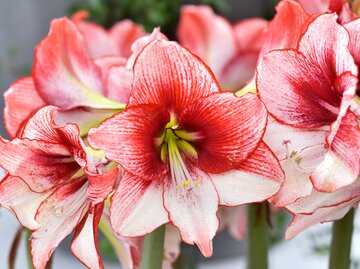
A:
177;5;267;91
257;13;360;208
88;39;284;256
72;11;145;59
4;17;128;138
0;106;119;269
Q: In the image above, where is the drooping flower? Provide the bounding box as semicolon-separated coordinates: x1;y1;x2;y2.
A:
88;39;284;256
4;17;127;138
257;13;360;226
0;106;119;269
177;5;267;91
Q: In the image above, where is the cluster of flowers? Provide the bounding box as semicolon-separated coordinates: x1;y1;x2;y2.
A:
0;0;359;268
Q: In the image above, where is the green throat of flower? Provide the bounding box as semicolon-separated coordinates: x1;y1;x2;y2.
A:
155;115;204;190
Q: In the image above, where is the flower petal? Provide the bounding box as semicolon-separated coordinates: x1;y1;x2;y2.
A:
31;178;89;269
74;17;119;59
55;107;119;137
128;40;220;114
86;167;119;204
287;179;360;215
285;198;359;240
110;172;169;237
89;104;169;180
260;0;310;55
180;93;267;173
4;77;46;138
105;65;133;103
0;175;48;230
163;169;219;257
34;18;121;110
212;142;283;206
263;118;328;206
0;137;79;192
226;206;247;240
298;14;357;78
311;111;360;192
177;5;237;77
345;18;360;66
294;0;329;14
126;27;168;70
258;48;342;127
163;225;181;268
71;203;104;269
109;19;145;58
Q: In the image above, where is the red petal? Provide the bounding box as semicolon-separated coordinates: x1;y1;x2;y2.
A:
257;48;345;127
105;66;133;103
86;167;118;204
180;93;267;173
212;142;283;206
71;203;104;269
177;5;237;77
0;106;85;192
34;18;121;110
128;40;220;114
163;168;219;257
260;0;311;55
31;178;90;269
219;19;267;90
109;20;146;58
126;27;168;70
89;104;169;180
0;175;48;230
110;172;169;236
74;19;119;59
4;77;46;138
311;111;360;192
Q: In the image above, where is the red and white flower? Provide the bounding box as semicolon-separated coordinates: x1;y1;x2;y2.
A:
257;12;360;235
177;5;267;91
88;39;284;256
0;106;119;269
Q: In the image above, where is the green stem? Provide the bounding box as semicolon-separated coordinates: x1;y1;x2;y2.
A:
141;225;166;269
247;203;269;269
25;230;34;269
329;208;355;269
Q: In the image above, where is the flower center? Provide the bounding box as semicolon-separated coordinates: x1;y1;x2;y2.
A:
155;115;203;190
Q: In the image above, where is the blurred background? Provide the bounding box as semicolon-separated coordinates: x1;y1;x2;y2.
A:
0;0;360;268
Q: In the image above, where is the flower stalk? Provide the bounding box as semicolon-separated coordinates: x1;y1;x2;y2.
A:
141;225;166;269
329;208;355;269
247;202;269;269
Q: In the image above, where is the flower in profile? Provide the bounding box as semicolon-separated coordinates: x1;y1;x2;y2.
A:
88;39;284;256
257;13;360;235
0;106;118;269
177;5;267;91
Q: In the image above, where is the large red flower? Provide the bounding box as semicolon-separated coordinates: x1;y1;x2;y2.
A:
177;5;267;91
0;106;118;269
88;40;284;256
